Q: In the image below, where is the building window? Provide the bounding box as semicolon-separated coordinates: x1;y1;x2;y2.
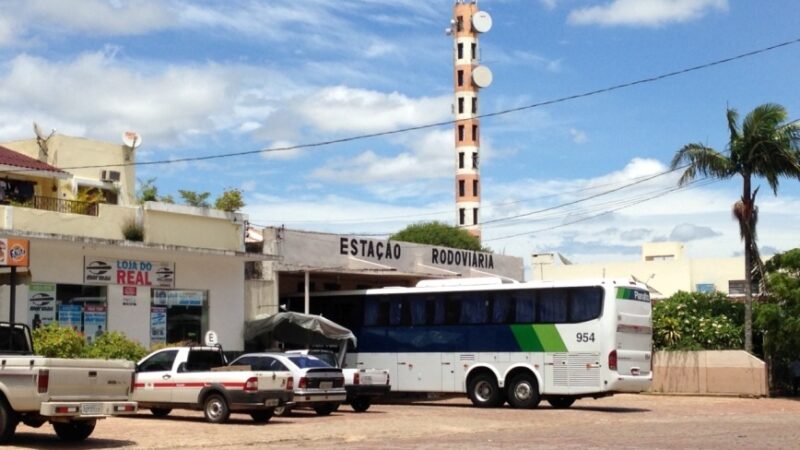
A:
472;97;477;114
457;43;464;59
456;16;463;32
459;180;466;197
472;152;479;168
458;125;465;141
471;43;477;60
458;97;464;114
152;289;209;345
696;283;715;293
473;179;479;196
458;152;465;169
473;208;479;225
459;208;465;225
457;70;464;86
472;124;478;141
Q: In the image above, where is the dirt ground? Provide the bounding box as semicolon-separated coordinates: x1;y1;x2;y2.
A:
7;394;800;449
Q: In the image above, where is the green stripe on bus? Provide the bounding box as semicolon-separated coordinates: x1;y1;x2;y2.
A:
616;287;630;299
510;324;567;352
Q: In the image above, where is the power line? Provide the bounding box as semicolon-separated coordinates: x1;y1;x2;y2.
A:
8;36;798;174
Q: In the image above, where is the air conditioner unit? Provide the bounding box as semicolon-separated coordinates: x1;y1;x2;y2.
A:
100;170;121;182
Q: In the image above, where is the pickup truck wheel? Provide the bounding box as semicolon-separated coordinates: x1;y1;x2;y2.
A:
53;420;96;442
203;394;230;424
273;405;291;417
150;408;172;417
314;403;339;416
250;409;274;423
0;399;18;444
351;397;371;412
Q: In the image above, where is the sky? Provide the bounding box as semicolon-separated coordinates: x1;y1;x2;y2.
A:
1;0;799;274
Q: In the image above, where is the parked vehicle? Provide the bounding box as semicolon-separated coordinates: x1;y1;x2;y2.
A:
0;322;137;443
230;353;345;416
134;334;293;424
287;349;390;412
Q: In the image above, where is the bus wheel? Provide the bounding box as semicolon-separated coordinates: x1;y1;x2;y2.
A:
547;397;575;409
468;372;503;408
507;373;540;409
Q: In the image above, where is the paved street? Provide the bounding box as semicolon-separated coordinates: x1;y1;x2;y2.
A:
8;394;800;449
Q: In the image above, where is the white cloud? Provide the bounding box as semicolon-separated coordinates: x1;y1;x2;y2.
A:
539;0;559;10
569;128;588;144
568;0;728;27
261;140;303;161
668;223;722;241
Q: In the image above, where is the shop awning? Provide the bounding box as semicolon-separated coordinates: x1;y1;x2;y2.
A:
244;311;356;347
0;145;70;180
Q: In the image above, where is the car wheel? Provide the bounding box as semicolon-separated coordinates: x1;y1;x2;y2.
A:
0;398;18;444
273;405;291;417
350;397;371;412
203;393;230;424
250;409;274;423
150;408;172;417
314;403;339;416
468;372;503;408
507;373;540;409
53;420;96;442
547;396;576;409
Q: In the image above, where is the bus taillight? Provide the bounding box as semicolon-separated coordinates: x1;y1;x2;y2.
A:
608;350;618;371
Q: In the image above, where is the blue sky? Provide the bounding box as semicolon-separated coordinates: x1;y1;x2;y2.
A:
1;0;799;269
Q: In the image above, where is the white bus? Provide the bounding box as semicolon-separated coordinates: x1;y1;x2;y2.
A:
295;277;652;409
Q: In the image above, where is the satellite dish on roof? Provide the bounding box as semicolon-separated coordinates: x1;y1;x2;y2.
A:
472;65;493;88
122;131;141;149
33;122;56;159
472;11;492;33
33;122;46;140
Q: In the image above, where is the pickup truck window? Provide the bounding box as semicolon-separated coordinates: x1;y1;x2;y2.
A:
184;350;225;372
138;350;178;372
0;326;32;354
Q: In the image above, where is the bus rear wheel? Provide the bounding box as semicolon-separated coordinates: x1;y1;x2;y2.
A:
507;373;540;409
468;373;503;408
547;397;576;409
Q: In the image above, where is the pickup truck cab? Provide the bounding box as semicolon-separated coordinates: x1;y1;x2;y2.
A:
230;353;345;416
134;345;293;423
287;349;390;412
0;322;137;444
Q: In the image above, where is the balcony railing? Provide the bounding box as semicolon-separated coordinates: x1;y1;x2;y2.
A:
28;195;99;216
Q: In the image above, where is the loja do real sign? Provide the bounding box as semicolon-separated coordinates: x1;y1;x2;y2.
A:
84;257;175;287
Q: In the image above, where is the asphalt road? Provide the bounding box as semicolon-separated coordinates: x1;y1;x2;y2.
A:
7;394;800;449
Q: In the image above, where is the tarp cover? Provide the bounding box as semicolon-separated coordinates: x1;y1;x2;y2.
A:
244;312;356;347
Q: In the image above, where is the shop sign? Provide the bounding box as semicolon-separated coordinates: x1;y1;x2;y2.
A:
153;289;204;307
339;237;402;261
84;305;107;344
58;304;82;331
430;247;494;269
150;307;167;345
28;283;56;329
84;257;175;287
122;286;137;306
0;238;29;267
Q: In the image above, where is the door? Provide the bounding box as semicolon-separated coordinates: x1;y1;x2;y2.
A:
440;353;456;392
397;353;442;392
134;349;179;403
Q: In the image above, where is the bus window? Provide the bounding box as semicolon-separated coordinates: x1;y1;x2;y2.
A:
444;296;461;325
491;293;514;323
410;297;427;326
432;297;446;325
364;297;391;326
539;289;568;323
459;293;488;324
389;296;406;326
515;290;536;323
569;287;603;322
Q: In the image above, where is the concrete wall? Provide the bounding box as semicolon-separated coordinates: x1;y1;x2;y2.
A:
143;203;244;251
0;203;134;240
650;350;768;397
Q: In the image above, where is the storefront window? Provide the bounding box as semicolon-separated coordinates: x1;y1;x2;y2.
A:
151;289;208;346
27;283;108;344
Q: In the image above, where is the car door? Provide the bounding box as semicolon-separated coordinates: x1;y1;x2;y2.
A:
135;349;180;403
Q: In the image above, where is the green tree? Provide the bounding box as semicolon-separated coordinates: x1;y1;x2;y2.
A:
390;221;485;251
214;188;245;212
137;178;174;204
178;190;211;208
671;103;800;352
653;291;743;351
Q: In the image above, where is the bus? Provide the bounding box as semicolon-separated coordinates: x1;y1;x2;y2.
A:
293;277;652;409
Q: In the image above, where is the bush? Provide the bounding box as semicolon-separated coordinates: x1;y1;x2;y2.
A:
653;291;743;351
32;323;85;358
122;219;144;241
83;331;148;361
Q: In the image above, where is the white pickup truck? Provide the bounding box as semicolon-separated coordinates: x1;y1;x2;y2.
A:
0;322;137;444
134;343;294;424
288;349;390;412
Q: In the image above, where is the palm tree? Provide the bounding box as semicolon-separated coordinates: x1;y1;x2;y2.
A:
671;103;800;353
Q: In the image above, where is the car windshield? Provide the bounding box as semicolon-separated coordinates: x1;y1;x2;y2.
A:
288;356;331;369
309;352;338;367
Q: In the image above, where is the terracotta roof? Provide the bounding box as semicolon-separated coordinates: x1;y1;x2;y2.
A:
0;145;66;174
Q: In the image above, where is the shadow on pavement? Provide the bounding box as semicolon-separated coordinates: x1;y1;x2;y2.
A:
383;401;649;414
10;432;134;449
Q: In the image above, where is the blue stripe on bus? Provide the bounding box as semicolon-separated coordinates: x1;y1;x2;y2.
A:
355;324;522;353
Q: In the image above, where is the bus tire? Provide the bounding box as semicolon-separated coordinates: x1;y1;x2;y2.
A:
547;397;576;409
468;372;503;408
507;373;540;409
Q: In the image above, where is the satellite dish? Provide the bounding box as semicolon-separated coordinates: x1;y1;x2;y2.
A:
472;65;493;88
33;122;45;140
472;11;492;33
122;131;141;149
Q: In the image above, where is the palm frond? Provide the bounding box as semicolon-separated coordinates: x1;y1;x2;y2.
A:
670;143;732;185
726;107;741;143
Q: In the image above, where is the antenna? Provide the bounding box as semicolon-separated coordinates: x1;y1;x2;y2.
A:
33;122;56;159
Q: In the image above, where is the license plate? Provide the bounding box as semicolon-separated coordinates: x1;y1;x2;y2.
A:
264;398;279;407
319;381;333;389
362;376;372;383
80;403;104;415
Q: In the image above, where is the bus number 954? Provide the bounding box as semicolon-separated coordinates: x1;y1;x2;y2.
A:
576;332;595;343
